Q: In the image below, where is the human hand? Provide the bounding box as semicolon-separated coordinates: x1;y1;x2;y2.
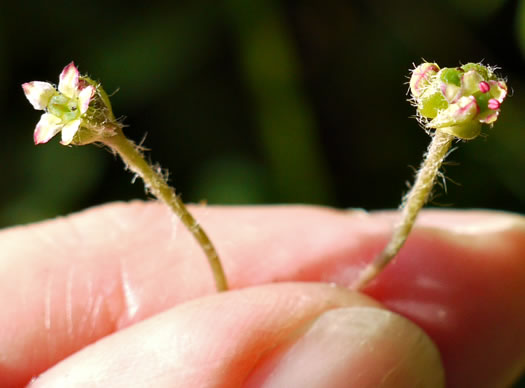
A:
1;202;524;387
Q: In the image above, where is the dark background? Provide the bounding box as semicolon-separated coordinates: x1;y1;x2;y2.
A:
2;0;525;385
4;0;525;223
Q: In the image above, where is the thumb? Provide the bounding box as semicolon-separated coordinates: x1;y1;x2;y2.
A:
29;283;443;388
245;306;444;388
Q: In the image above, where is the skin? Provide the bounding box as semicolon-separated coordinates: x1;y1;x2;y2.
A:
1;202;524;387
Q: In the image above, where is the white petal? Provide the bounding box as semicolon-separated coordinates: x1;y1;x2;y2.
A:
78;85;94;114
489;81;508;103
427;96;478;129
34;113;63;144
58;62;79;98
22;81;56;110
60;119;81;145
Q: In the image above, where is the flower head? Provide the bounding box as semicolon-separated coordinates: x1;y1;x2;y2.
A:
23;62;96;145
409;62;508;140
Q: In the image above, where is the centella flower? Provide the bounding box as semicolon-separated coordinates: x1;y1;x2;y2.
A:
22;62;96;145
409;62;508;140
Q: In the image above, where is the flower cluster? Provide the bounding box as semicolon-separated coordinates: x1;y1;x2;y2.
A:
22;62;118;146
409;62;508;140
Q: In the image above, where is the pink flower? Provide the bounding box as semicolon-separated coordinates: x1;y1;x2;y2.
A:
22;62;94;145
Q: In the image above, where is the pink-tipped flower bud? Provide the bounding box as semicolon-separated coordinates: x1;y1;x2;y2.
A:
410;63;440;98
479;81;490;93
488;98;501;110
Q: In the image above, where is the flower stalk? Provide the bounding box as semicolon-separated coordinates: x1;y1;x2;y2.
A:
353;62;508;290
102;131;228;291
352;130;453;290
22;62;228;292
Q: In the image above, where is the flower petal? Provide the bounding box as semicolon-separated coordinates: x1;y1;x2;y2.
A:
440;82;461;104
58;62;79;98
60;119;81;145
439;121;482;140
461;70;484;96
479;110;499;124
489;80;508;103
78;85;94;114
427;96;479;129
34;113;63;144
410;63;439;98
22;82;56;110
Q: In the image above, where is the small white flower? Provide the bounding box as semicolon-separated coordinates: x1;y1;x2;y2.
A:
22;62;94;145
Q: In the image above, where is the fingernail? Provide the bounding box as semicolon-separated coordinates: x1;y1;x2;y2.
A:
375;210;525;235
423;211;525;235
345;208;369;217
245;307;445;388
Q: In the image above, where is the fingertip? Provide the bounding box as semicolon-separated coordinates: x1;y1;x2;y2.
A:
362;210;525;387
245;307;444;388
26;284;385;388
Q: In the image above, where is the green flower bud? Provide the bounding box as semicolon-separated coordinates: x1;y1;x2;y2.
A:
417;84;448;119
410;63;440;98
461;63;493;80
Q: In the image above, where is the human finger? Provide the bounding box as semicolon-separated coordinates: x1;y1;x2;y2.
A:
29;283;444;388
1;203;524;387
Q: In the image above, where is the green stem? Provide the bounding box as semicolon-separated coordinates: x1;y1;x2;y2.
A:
102;129;228;292
353;129;454;290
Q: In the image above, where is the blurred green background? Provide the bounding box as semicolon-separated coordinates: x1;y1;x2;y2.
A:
3;0;525;224
2;0;525;385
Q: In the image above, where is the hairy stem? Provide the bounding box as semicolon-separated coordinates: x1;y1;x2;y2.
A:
353;129;454;290
102;130;228;292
